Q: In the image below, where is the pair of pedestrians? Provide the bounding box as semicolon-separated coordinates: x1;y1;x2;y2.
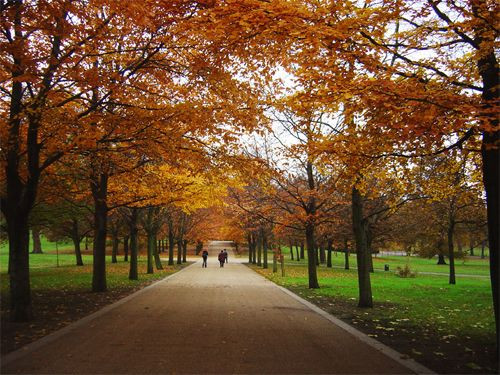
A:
201;249;228;268
218;249;228;267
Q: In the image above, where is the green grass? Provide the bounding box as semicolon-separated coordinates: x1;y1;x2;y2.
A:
273;247;491;276
251;263;495;341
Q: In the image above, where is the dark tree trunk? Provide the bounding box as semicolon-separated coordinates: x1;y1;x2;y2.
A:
344;238;350;270
305;223;319;289
437;253;447;265
128;208;139;280
315;245;320;266
257;231;262;266
300;242;305;259
71;219;84;266
469;238;474;256
91;173;108;292
481;240;486;259
182;239;187;263
85;236;89;250
319;243;326;264
273;249;278;273
295;243;300;261
31;228;43;254
326;239;333;268
154;237;163;270
289;239;294;260
168;220;174;266
123;235;129;262
147;231;154;274
252;235;257;264
247;233;252;264
367;226;374;273
6;216;32;321
448;221;456;285
177;239;182;265
263;233;268;269
111;229;119;264
352;186;373;308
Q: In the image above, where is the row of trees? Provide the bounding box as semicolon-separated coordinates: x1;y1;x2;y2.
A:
2;0;497;351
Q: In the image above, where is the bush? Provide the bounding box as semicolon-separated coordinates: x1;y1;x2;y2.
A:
396;264;417;278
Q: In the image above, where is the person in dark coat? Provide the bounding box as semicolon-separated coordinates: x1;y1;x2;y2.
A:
202;250;208;268
223;249;228;263
218;250;225;267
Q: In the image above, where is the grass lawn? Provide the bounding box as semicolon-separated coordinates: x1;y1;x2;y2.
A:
275;247;491;276
249;261;496;374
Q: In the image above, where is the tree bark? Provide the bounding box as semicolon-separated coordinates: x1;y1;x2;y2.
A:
71;219;84;266
447;223;456;285
344;238;350;270
123;235;129;262
326;239;333;268
300;242;305;259
128;208;139;280
147;231;154;274
257;230;262;266
31;228;43;254
247;233;252;263
111;229;119;264
319;243;326;264
154;237;163;270
91;173;108;292
295;242;300;261
168;219;174;266
289;239;294;260
263;232;268;269
305;222;319;288
352;186;373;308
182;239;187;263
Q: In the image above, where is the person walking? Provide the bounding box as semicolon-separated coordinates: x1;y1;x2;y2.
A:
218;250;225;267
202;250;208;268
223;249;228;263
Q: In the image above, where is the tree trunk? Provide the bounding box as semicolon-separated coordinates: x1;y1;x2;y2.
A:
168;220;174;266
300;242;305;259
326;239;333;268
182;239;187;263
123;235;129;262
352;186;373;308
469;238;474;256
263;233;268;269
153;236;163;270
71;219;84;266
177;239;182;265
31;228;43;254
252;235;257;264
111;229;119;264
343;238;349;270
305;223;320;289
448;220;456;285
481;240;486;259
295;243;300;261
315;245;320;266
289;239;294;260
367;226;374;273
437;253;447;265
91;173;108;292
128;208;139;280
319;243;326;264
273;249;277;273
147;231;154;274
247;233;252;263
257;231;262;266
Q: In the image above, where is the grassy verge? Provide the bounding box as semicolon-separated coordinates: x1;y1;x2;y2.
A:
1;257;190;355
249;263;497;374
251;247;491;276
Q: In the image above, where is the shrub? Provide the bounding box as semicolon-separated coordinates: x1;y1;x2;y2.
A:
396;264;417;278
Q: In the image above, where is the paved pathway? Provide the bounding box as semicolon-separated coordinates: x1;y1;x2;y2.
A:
2;241;430;374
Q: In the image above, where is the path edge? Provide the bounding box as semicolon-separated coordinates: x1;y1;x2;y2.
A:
247;265;435;375
1;262;197;367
